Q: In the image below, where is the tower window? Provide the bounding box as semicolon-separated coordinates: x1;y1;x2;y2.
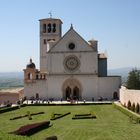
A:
43;24;46;33
43;39;46;44
53;23;56;32
48;23;51;33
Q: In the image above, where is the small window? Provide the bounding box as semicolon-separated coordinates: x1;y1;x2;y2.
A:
68;43;75;50
53;23;56;32
43;24;46;33
43;39;46;44
48;23;51;33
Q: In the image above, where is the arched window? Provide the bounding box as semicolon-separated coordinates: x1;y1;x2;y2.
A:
43;24;46;33
36;74;38;80
53;23;56;32
28;73;32;80
48;23;51;33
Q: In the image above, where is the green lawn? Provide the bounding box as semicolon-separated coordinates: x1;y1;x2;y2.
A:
0;104;140;140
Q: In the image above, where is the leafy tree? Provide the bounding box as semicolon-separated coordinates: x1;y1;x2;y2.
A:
126;68;140;89
136;103;139;113
131;103;135;112
127;100;131;110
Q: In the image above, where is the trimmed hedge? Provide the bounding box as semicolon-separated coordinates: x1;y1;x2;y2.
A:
45;136;57;140
113;103;140;123
10;121;50;136
26;102;112;106
0;106;19;114
72;113;96;119
0;104;26;114
51;112;71;120
10;111;45;120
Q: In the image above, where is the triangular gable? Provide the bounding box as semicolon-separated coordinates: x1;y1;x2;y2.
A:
49;27;95;52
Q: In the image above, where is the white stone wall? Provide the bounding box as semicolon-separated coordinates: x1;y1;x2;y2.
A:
120;86;140;105
46;52;98;74
98;77;121;100
24;80;48;99
24;75;121;101
51;29;94;52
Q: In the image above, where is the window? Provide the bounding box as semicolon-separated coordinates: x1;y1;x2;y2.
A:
53;23;56;32
43;24;46;33
68;43;75;50
43;39;46;44
48;23;51;33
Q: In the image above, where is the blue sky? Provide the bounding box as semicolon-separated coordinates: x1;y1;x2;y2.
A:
0;0;140;72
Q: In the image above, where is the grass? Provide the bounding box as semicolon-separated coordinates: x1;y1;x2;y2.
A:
0;104;140;140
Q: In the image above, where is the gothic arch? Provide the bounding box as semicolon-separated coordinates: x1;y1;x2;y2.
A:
62;78;82;100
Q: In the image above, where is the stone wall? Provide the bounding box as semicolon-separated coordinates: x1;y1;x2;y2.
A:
120;86;140;105
0;88;24;104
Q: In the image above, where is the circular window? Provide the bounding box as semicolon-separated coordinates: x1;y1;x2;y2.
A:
64;55;80;72
68;43;75;50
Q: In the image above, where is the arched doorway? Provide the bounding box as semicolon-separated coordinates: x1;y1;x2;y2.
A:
113;91;118;100
73;87;79;100
62;78;82;100
66;87;71;100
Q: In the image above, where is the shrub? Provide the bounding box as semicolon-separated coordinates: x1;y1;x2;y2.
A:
45;136;57;140
136;103;139;113
10;111;45;120
0;106;19;114
10;121;50;136
72;113;96;119
131;103;135;112
50;112;70;120
113;103;140;123
127;100;131;110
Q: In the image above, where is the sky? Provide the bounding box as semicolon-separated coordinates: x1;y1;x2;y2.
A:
0;0;140;72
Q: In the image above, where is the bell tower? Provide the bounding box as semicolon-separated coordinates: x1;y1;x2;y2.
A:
39;17;63;72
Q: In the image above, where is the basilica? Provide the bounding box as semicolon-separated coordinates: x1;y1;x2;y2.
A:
23;17;121;101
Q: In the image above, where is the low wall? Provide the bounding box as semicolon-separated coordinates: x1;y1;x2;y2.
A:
120;86;140;105
0;88;24;104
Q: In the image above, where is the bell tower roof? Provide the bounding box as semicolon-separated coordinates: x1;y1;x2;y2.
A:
39;18;63;23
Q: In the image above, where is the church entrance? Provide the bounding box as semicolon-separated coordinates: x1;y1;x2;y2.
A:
65;86;80;100
62;78;82;100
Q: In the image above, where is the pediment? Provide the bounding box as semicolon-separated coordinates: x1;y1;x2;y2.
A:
49;28;95;52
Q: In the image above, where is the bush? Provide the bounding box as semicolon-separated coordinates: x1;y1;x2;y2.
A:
72;113;96;119
50;112;71;120
45;136;57;140
131;103;135;112
0;106;19;114
136;103;139;113
10;121;50;136
10;111;45;120
113;103;140;123
127;100;131;110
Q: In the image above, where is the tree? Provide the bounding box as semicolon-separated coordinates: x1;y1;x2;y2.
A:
136;103;139;113
126;68;140;89
127;100;131;110
131;103;135;112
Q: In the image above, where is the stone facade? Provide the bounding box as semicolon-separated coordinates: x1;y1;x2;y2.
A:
24;17;121;101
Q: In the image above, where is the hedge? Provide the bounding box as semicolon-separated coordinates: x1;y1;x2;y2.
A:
72;113;96;119
10;121;50;136
113;103;140;123
51;112;71;120
26;102;112;106
10;111;45;120
0;106;19;114
0;104;26;114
